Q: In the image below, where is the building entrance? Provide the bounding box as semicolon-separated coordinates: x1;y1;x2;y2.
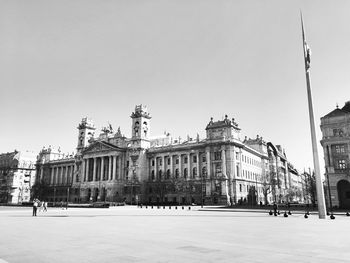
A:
337;180;350;209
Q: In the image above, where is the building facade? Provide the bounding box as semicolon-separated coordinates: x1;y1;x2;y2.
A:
36;105;302;205
320;101;350;209
0;151;36;204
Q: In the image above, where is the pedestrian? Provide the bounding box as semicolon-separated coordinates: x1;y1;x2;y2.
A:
32;199;38;216
43;201;48;212
60;200;63;209
273;202;278;216
40;200;44;212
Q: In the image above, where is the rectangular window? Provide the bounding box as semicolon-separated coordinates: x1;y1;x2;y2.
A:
193;156;197;163
184;157;188;164
239;184;242;192
152;160;155;166
235;152;239;160
167;158;170;165
202;155;206;162
176;158;179;164
214;152;221;160
336;159;347;170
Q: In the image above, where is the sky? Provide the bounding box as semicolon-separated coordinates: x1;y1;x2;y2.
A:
1;0;349;174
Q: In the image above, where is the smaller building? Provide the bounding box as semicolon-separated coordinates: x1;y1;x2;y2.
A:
0;151;36;204
320;101;350;209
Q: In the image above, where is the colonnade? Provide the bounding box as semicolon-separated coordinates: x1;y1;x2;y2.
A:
50;164;75;186
81;155;123;182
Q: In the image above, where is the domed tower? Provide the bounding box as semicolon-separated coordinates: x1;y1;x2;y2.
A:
77;117;96;155
130;105;151;149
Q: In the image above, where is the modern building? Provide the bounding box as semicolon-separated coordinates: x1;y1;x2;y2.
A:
35;105;302;205
320;101;350;208
0;151;36;204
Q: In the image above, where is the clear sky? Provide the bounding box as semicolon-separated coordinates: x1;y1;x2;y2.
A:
1;0;349;174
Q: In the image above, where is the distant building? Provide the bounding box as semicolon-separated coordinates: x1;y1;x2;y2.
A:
0;151;36;204
36;105;302;205
320;101;350;208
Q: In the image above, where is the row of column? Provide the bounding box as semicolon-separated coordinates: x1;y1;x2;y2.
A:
81;155;123;182
50;165;75;186
150;151;211;179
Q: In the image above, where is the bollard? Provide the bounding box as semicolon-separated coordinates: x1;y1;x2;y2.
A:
283;211;288;217
277;210;280;215
182;206;184;210
288;210;292;215
175;206;177;210
346;212;350;216
169;206;171;209
163;206;165;209
188;207;191;210
140;205;142;209
151;206;153;209
304;213;308;219
330;214;335;220
269;210;273;216
157;206;160;209
146;205;148;209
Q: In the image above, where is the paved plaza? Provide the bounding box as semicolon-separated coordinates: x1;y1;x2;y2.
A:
0;206;349;263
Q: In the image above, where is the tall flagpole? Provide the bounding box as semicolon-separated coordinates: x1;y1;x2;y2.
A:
300;13;326;219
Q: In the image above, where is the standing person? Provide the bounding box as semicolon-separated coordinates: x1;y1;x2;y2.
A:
32;199;38;216
40;200;44;212
273;202;278;216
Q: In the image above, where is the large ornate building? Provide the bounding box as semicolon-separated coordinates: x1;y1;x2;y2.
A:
320;101;350;209
35;105;302;205
0;151;36;204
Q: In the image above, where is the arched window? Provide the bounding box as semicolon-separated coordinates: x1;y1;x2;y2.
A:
166;169;170;179
184;168;188;178
175;169;179;178
151;170;155;180
192;167;197;178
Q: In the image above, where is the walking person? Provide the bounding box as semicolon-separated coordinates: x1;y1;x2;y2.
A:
43;201;48;212
32;199;38;216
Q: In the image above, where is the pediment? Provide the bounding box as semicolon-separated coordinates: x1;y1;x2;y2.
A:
83;141;123;154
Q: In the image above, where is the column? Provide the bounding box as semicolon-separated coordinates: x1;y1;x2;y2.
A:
86;158;90;182
170;155;173;177
221;147;230;205
61;166;64;185
178;154;182;178
119;155;123;180
93;157;97;181
108;156;112;181
155;157;158;179
50;167;55;185
186;153;190;179
206;150;211;179
162;155;166;176
112;155;117;180
196;152;200;179
81;159;85;182
65;166;69;185
101;157;105;181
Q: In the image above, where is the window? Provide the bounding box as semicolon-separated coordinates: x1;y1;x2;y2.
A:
166;169;170;179
176;158;179;164
126;161;129;167
235;152;239;160
236;166;239;177
336;159;347;170
239;184;242;192
214;152;221;160
152;160;155;166
158;170;162;179
202;155;206;162
175;169;179;178
151;170;155;180
193;156;197;163
159;158;162;166
335;145;346;154
184;157;188;164
167;158;170;165
193;167;197;177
